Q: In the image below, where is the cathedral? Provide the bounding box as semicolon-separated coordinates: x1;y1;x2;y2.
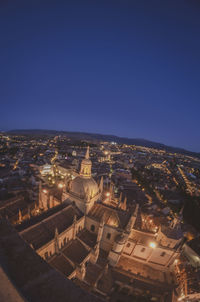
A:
17;147;184;300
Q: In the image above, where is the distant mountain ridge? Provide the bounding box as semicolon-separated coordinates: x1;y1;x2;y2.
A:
7;129;200;158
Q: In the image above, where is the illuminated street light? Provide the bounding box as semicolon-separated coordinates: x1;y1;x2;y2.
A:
105;192;110;197
58;183;63;189
43;189;47;194
149;242;156;249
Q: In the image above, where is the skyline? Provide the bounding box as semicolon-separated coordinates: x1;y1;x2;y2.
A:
1;0;200;152
3;128;200;156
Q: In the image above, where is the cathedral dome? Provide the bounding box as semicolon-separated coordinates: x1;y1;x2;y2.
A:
68;146;100;206
70;176;99;200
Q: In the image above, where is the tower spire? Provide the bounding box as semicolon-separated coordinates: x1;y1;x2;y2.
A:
99;176;104;193
80;146;92;178
85;146;90;159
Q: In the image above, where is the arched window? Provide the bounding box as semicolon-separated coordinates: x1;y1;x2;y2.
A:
90;224;95;232
63;238;66;246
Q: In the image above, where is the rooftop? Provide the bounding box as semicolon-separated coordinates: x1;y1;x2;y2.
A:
187;236;200;256
62;239;90;265
0;218;102;302
77;229;97;248
20;204;83;249
88;202;131;229
49;254;75;277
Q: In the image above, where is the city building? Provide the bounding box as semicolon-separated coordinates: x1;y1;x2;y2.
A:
15;147;185;300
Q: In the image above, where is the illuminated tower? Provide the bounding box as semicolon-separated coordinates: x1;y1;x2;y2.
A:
80;146;92;178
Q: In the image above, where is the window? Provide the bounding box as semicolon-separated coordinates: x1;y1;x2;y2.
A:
78;226;81;232
90;224;95;232
126;243;131;248
63;238;66;246
106;233;111;240
141;248;145;252
161;252;166;257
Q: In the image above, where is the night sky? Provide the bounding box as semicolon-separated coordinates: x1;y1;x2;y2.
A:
1;0;200;151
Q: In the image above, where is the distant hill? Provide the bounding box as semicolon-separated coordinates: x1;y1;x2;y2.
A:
7;129;200;158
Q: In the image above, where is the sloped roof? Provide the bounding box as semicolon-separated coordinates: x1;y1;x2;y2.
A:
49;254;75;277
62;239;90;265
133;206;143;230
21;205;83;249
187;236;200;256
0;218;102;302
77;229;97;248
161;225;183;240
88;203;131;229
129;230;155;245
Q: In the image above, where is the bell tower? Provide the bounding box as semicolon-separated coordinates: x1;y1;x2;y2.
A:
80;146;92;178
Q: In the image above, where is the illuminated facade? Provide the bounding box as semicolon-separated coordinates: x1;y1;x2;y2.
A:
18;147;187;300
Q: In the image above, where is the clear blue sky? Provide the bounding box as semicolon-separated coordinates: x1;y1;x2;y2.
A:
0;0;200;151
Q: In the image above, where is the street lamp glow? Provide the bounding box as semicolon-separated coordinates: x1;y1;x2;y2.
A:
149;242;156;249
105;192;110;197
43;189;47;194
58;183;63;189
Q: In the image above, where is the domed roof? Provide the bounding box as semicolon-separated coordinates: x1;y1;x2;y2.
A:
70;176;99;200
